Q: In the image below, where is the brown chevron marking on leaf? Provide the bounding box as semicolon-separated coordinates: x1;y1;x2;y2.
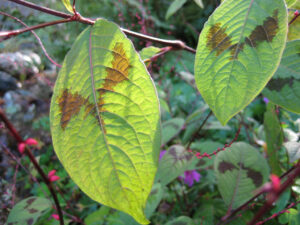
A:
207;23;232;56
238;163;263;187
97;42;130;111
229;43;245;60
218;161;237;173
245;10;279;48
58;89;86;130
267;77;300;91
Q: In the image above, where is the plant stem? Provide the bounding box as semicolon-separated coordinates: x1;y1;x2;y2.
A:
248;164;300;225
5;0;196;53
219;164;298;225
186;111;213;150
0;18;73;41
0;109;64;225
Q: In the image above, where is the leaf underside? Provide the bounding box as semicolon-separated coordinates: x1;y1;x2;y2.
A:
263;40;300;114
50;19;161;224
194;0;287;125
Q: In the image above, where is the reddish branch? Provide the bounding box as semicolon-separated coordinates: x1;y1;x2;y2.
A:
219;164;299;225
289;10;299;25
0;109;64;225
3;0;196;53
0;11;62;67
248;164;300;225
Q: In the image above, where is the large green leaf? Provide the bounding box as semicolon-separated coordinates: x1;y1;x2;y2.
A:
285;0;297;7
50;19;161;224
6;197;52;225
194;0;288;125
264;103;283;175
214;142;269;209
263;40;300;114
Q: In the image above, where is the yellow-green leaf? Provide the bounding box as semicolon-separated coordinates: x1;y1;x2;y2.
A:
62;0;73;13
194;0;288;125
50;19;161;224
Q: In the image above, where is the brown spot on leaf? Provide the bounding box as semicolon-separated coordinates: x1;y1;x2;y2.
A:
229;43;245;60
58;89;86;130
26;218;34;225
238;163;263;187
150;189;158;195
26;198;36;206
245;10;279;47
267;78;300;91
28;208;38;214
207;23;232;56
196;159;206;167
218;161;237;173
98;42;130;103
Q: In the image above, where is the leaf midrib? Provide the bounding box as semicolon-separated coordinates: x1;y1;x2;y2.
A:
88;27;130;206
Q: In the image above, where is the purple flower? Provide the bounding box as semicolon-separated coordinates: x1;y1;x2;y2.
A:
263;97;269;104
179;170;201;187
159;150;167;161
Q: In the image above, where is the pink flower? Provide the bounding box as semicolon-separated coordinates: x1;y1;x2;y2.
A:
17;138;38;154
48;170;60;182
49;175;60;182
18;143;26;154
48;170;56;178
179;170;201;187
270;174;280;192
159;150;167;161
51;214;60;220
25;138;38;146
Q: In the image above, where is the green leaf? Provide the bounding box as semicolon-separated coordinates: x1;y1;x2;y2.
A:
155;145;194;186
145;183;163;218
165;0;187;20
284;142;300;163
162;118;185;146
193;0;204;8
84;206;111;225
165;216;194;225
214;142;269;209
263;40;300;114
264;103;283;175
285;0;297;7
194;0;288;125
6;197;52;225
139;46;161;61
61;0;73;13
50;19;161;225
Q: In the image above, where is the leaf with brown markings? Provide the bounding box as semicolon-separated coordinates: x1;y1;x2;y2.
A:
195;0;288;125
50;19;161;224
6;197;51;225
214;142;269;209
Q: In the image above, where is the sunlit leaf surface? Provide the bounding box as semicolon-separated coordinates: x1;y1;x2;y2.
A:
195;0;287;125
50;19;161;224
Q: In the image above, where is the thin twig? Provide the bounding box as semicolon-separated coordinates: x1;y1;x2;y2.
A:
5;0;196;53
219;164;299;225
0;18;73;41
289;10;299;25
186;111;213;150
0;109;64;225
0;11;62;67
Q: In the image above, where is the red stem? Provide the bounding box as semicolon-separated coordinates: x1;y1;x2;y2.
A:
248;164;300;225
0;18;73;40
5;0;196;53
0;109;65;225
